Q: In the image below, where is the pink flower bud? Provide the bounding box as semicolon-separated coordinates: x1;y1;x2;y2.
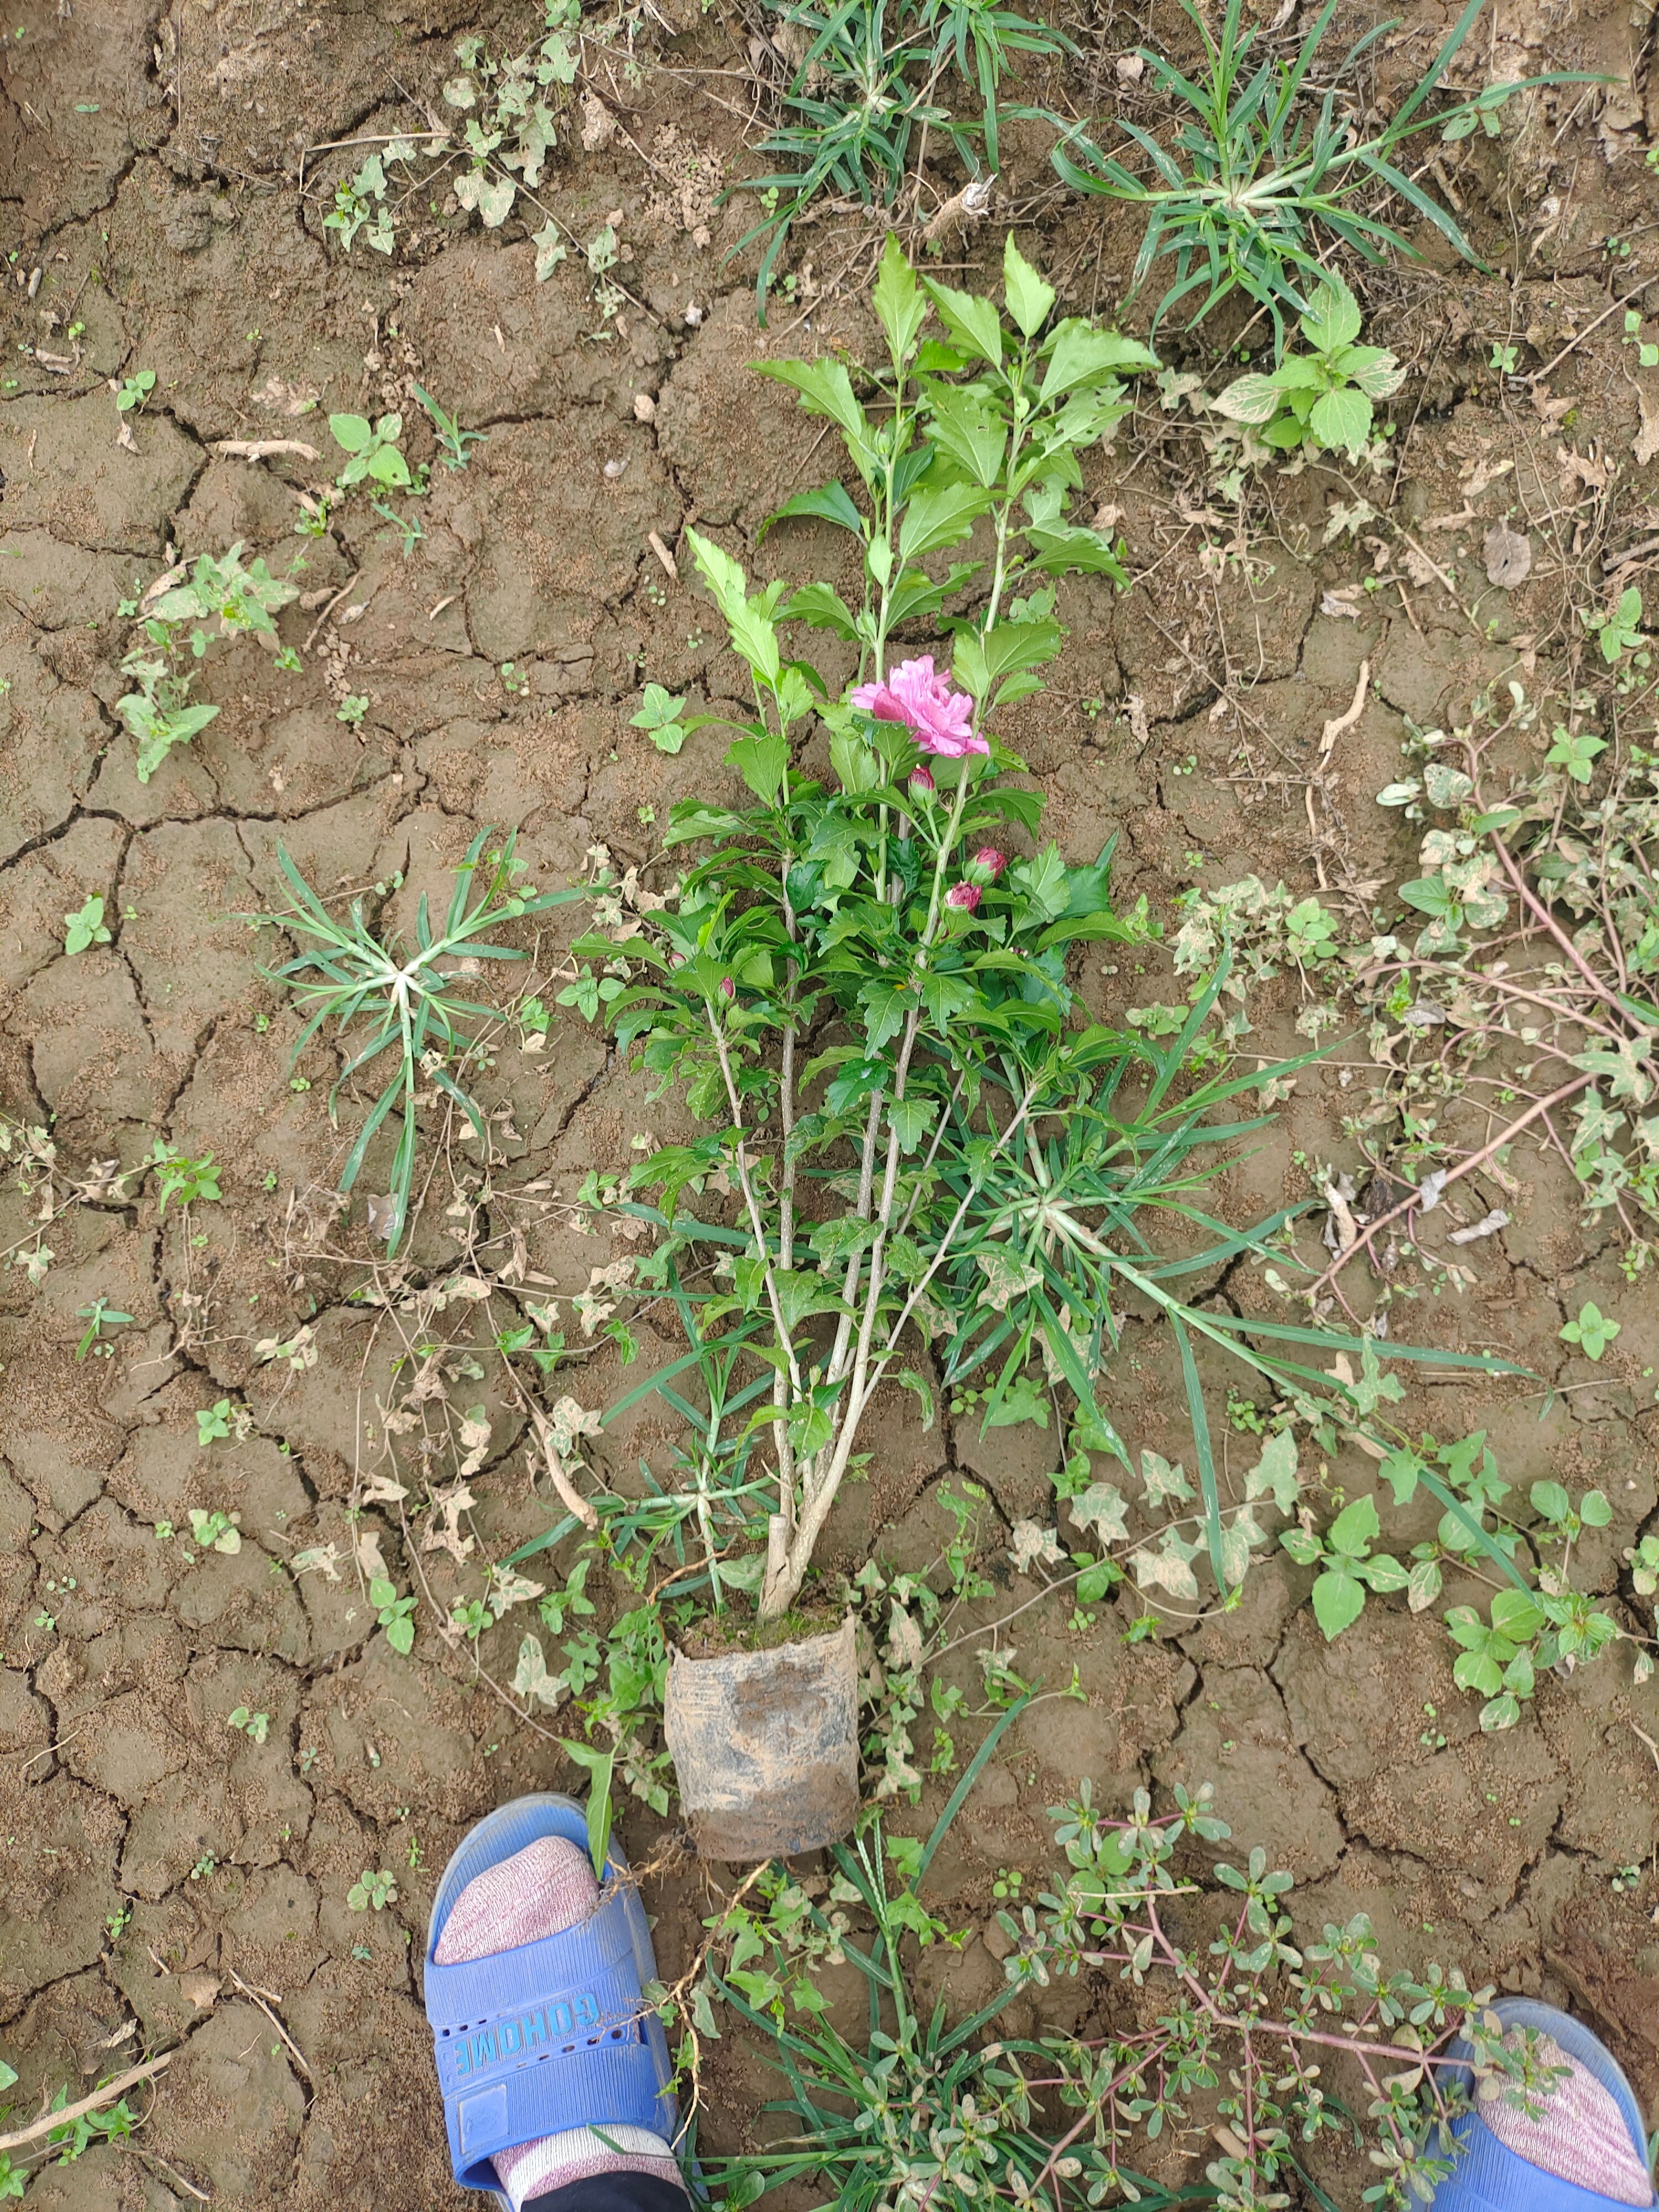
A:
719;977;735;1000
973;847;1006;880
946;881;982;913
909;764;936;795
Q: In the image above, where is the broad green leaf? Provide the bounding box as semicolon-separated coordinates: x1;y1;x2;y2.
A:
873;232;927;362
1311;1564;1366;1639
924;387;1007;487
1308;385;1374;458
1038;320;1159;404
1244;1430;1298;1512
921;278;1004;369
1325;1493;1380;1558
1003;233;1056;337
1213;372;1280;425
761;480;865;539
899;479;989;560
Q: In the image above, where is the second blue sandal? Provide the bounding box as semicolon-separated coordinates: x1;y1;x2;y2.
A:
423;1793;678;2201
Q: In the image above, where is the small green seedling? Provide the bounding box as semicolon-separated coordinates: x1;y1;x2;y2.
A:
227;1706;269;1744
1546;726;1608;786
74;1298;132;1361
1489;342;1519;374
331;412;411;490
1214;278;1404;461
556;963;626;1022
371;1577;417;1654
1625;310;1659;369
337;694;368;726
413;383;487;469
1280;1494;1408;1639
1560;1301;1619;1360
630;682;692;754
348;1869;399;1911
1592;587;1645;664
64;894;111;954
115;369;156;412
146;1141;221;1213
187;1507;242;1554
196;1399;249;1446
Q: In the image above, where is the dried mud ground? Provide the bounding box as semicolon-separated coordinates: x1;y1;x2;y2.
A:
4;0;1659;2205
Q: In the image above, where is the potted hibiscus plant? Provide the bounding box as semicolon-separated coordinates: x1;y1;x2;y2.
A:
568;238;1485;1852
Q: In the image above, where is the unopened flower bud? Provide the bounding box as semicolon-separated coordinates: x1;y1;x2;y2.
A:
945;881;982;913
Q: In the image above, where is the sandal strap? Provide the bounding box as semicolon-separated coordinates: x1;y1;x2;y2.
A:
425;1885;674;2190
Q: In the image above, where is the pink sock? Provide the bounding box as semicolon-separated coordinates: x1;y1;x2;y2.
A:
1483;2030;1654;2206
434;1834;685;2210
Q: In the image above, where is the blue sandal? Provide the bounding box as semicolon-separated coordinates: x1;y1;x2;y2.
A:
423;1793;678;2199
1430;1997;1654;2212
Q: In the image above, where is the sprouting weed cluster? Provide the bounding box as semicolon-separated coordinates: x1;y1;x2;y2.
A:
114;544;299;782
675;1769;1563;2212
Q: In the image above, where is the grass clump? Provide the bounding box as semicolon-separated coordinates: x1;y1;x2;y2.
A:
260;828;578;1253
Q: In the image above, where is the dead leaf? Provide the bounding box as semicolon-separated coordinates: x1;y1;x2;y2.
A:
1009;1520;1065;1572
252;373;320;416
422;1481;477;1565
1448;1208;1510;1244
1320;590;1360;619
1557;444;1611;495
580;91;615;149
180;1973;221;2011
361;1471;409;1504
1115;51;1145;80
1530;384;1573;430
356;1528;389;1582
456;1405;492;1480
1483;522;1532;589
1636;393;1659;469
366;1193;400;1242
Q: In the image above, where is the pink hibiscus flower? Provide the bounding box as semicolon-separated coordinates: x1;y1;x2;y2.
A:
850;656;985;758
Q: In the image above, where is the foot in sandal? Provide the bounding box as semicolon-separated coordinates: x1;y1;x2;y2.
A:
423;1794;683;2210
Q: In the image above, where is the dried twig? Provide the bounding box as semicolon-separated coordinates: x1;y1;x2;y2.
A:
226;1969;312;2082
213;439;320;462
1310;1073;1592;1297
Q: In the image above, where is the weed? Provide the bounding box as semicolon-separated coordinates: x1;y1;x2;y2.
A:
630;682;689;754
413;382;487;469
1052;0;1581;352
227;1705;270;1744
114;368;155;412
1591;585;1646;665
62;894;110;954
686;1745;1540;2212
1560;1300;1619;1360
371;1577;418;1654
1280;1492;1407;1637
258;828;580;1250
116;544;299;782
196;1399;252;1446
187;1509;241;1554
347;1869;399;1911
145;1140;220;1212
73;1298;131;1361
337;693;368;726
500;661;529;697
330;411;413;492
1213;274;1403;461
729;0;970;314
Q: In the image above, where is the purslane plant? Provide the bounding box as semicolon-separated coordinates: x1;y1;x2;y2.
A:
687;1760;1564;2212
577;236;1507;1621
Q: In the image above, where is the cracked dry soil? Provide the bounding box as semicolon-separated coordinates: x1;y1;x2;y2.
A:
3;0;1659;2204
